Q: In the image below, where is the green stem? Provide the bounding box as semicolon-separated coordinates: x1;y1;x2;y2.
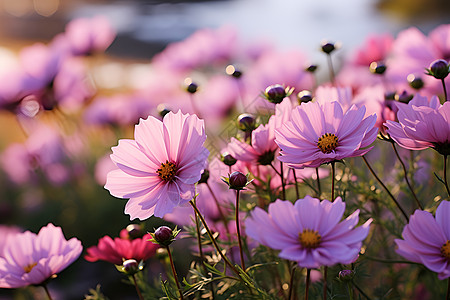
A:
280;161;286;199
131;274;145;300
442;78;448;102
316;167;322;198
304;269;310;300
42;284;53;300
292;168;300;199
323;266;328;300
235;190;246;271
351;280;372;300
444;155;450;198
391;143;422;209
346;281;354;300
327;54;336;85
362;155;409;222
189;200;240;276
331;162;335;201
167;245;183;300
446;277;450;300
288;265;297;300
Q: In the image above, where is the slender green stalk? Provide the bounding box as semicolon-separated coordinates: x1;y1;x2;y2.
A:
304;269;310;300
280;161;286;199
362;155;409;222
131;274;145;300
316;167;322;198
189;200;240;276
166;245;183;300
323;267;328;300
287;265;297;300
292;168;300;199
42;284;53;300
444;155;450;198
351;280;372;300
442;78;448;102
327;54;336;85
446;277;450;300
331;162;335;201
391;143;422;209
346;281;354;300
235;190;246;271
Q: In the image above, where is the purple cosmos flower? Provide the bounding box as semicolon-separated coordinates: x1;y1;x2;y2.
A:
275;100;378;168
245;196;372;268
395;200;450;280
384;94;450;155
0;223;82;288
105;110;209;220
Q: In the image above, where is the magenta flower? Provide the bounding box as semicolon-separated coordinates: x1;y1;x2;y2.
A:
395;200;450;280
275;101;378;168
245;196;372;268
384;94;450;154
0;223;82;288
85;233;158;265
105;110;209;220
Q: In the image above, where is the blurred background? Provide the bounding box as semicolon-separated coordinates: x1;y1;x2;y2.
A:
0;0;449;299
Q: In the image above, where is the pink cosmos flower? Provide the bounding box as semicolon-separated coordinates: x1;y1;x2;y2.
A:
384;94;450;154
228;99;293;165
245;196;372;268
85;233;158;265
105;110;209;220
395;200;450;280
0;223;82;288
275;101;378;168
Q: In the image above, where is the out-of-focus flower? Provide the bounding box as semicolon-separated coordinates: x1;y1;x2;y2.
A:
0;225;21;256
245;196;372;268
275;101;377;168
64;15;116;56
0;223;82;288
384;94;450;155
395;200;450;280
85;232;158;265
105;110;209;220
315;86;354;112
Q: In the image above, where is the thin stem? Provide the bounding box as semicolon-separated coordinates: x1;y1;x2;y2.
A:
287;264;297;300
280;161;286;199
442;78;448;102
235;190;246;271
444;155;450;198
189;94;202;119
346;281;354;300
189;200;240;276
446;277;450;300
362;156;409;222
292;168;300;199
323;266;328;300
194;198;206;264
166;245;183;300
331;161;336;201
131;274;145;300
351;280;372;300
304;269;310;300
42;284;53;300
391;143;423;209
316;167;322;198
327;54;336;85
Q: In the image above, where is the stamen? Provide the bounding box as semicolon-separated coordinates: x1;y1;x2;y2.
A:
23;262;37;273
299;229;321;249
157;160;177;182
317;133;339;154
441;240;450;260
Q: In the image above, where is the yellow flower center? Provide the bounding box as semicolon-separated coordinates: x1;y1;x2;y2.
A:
157;160;177;181
317;133;339;154
441;240;450;260
23;262;37;273
299;229;321;249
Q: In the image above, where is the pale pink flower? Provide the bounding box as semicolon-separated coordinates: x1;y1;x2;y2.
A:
395;200;450;280
105;110;209;220
245;196;372;268
0;223;82;288
384;94;450;154
275;101;378;168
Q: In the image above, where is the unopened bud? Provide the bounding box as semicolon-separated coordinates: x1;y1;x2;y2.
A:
237;113;257;132
426;59;449;80
221;152;237;166
297;90;313;104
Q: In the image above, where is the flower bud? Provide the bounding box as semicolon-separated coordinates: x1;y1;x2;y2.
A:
186;82;199;94
384;91;396;101
407;74;424;90
305;64;318;73
263;84;293;104
223;171;251;190
122;259;140;274
154;226;173;244
124;224;145;240
369;61;387;75
297;90;313;104
226;65;243;79
157;104;171;118
426;59;449;80
198;169;209;184
221;152;237;166
338;269;355;282
237;113;257;132
321;41;338;54
395;90;413;104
